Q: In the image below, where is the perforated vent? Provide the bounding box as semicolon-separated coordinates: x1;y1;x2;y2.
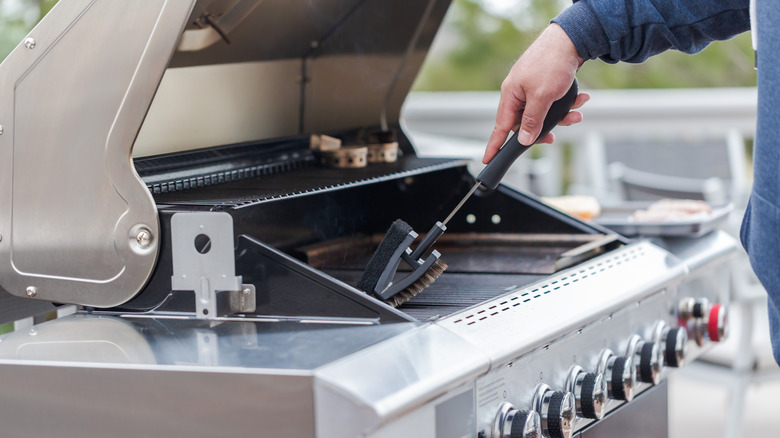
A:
451;246;646;327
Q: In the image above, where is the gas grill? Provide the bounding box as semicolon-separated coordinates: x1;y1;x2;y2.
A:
0;1;736;437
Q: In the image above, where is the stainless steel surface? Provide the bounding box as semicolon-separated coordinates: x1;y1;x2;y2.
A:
314;323;490;438
135;0;451;157
0;360;317;437
580;382;670;438
170;212;249;318
0;314;416;436
439;241;686;365
0;1;741;437
657;230;739;277
0;230;737;437
0;0;197;307
178;0;265;51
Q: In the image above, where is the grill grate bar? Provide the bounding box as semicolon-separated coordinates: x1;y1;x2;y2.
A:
152;157;466;207
324;270;545;320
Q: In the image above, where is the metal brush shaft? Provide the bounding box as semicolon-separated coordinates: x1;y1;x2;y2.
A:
409;79;578;264
443;181;482;226
409;181;480;260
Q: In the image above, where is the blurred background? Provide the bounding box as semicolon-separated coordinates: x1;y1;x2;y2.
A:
0;0;758;89
1;1;775;437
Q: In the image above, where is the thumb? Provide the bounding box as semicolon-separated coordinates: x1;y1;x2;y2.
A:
517;98;552;146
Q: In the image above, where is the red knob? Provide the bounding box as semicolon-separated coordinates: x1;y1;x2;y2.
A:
708;304;726;342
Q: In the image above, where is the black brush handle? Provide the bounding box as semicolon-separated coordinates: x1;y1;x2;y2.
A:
477;78;579;190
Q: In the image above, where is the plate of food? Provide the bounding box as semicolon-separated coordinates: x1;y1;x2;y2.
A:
593;199;733;237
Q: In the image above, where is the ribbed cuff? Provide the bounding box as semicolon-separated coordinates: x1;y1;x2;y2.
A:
552;1;612;62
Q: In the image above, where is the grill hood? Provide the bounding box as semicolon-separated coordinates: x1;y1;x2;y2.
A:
135;0;452;157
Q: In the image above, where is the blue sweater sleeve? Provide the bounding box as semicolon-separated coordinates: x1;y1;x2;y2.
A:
552;0;751;63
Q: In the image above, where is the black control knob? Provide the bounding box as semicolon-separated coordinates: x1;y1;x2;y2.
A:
663;327;688;367
678;297;710;321
495;403;541;438
566;367;607;420
533;386;575;438
637;342;662;385
508;409;541;438
692;299;710;319
579;373;607;420
605;355;635;401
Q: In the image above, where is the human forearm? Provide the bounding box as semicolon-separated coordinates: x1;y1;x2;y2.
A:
553;0;751;63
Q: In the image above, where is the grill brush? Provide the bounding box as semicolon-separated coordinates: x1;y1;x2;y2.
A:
359;79;579;307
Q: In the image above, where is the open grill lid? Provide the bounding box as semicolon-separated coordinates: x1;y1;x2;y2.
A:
0;0;451;307
135;0;452;157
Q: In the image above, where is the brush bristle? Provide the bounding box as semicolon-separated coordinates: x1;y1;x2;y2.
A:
385;259;447;308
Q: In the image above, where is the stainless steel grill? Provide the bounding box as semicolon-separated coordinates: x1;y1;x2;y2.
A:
0;1;736;437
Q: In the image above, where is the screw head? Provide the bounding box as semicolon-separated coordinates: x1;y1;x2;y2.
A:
26;286;38;297
0;125;4;135
24;38;36;49
136;228;153;248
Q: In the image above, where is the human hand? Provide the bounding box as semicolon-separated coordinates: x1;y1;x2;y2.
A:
483;23;588;164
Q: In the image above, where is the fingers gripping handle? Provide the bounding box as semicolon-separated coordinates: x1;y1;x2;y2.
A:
477;78;579;190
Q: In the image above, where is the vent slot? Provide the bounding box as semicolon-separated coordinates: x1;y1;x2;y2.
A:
451;247;646;327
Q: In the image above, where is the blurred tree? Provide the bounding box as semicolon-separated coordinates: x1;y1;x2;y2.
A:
415;0;757;91
0;0;58;62
2;0;756;91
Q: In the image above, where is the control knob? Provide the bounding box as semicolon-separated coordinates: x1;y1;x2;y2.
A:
706;303;728;342
494;402;541;438
565;366;607;420
663;326;688;367
598;350;636;402
627;335;662;385
678;297;709;322
532;384;576;438
652;321;688;368
683;300;727;346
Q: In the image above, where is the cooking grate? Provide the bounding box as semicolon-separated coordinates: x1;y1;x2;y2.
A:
325;269;546;320
151;156;466;207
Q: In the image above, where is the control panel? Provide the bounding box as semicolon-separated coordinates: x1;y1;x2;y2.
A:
477;289;728;438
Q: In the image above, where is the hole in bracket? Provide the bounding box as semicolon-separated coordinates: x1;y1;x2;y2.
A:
194;234;212;254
